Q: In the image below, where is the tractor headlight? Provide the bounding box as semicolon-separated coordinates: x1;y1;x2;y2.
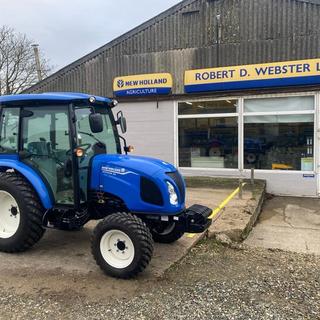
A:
166;181;178;205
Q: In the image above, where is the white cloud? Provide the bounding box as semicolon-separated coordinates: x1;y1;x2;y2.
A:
0;0;181;70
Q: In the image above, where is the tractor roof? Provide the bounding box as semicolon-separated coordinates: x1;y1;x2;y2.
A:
0;92;113;105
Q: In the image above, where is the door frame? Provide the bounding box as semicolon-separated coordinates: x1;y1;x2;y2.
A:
18;104;81;209
316;92;320;196
68;103;82;210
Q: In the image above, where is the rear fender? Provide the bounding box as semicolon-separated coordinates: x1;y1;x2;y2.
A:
0;159;53;209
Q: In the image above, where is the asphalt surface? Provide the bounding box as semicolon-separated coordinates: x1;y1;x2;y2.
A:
1;240;319;320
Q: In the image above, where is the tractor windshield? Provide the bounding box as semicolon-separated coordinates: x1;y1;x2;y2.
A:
74;106;120;156
75;105;121;203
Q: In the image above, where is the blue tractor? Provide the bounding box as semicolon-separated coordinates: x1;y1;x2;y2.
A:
0;93;212;278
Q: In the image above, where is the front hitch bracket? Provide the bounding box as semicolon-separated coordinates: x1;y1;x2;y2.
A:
179;204;212;233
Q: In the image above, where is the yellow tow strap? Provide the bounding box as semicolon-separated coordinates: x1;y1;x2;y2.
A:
186;183;246;238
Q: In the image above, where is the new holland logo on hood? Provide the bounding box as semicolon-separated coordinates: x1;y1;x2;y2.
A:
113;73;173;97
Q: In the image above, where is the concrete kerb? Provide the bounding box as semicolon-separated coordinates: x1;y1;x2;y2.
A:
184;177;266;243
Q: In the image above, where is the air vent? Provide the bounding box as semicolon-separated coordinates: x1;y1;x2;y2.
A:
140;177;164;206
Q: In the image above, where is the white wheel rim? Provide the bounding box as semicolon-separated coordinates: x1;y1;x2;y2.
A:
0;191;20;239
100;230;135;269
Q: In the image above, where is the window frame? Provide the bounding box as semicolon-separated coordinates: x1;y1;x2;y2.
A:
243;93;316;173
175;92;317;174
177;97;241;171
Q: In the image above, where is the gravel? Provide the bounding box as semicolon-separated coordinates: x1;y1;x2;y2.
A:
0;240;319;320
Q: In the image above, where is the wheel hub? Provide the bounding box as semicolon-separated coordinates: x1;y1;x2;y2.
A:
10;206;18;216
116;240;126;252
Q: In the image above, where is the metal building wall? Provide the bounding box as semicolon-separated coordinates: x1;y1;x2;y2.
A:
26;0;320;96
117;100;176;164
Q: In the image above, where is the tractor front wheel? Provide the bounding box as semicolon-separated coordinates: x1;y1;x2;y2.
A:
0;173;46;252
91;213;154;279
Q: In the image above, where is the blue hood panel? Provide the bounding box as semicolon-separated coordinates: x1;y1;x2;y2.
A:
90;154;185;214
93;154;176;176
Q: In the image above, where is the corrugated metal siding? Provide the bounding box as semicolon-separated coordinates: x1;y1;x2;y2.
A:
26;0;320;96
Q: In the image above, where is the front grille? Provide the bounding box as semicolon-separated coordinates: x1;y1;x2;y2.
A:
140;177;164;206
167;171;185;202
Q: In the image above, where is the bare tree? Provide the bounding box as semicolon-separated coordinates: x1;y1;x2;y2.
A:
0;26;51;95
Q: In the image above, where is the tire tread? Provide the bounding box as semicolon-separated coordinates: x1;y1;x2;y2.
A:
0;172;45;253
91;212;154;279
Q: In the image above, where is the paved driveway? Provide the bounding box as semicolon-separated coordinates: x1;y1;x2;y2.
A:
245;196;320;255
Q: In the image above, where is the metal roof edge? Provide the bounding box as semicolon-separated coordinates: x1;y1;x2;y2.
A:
24;0;196;93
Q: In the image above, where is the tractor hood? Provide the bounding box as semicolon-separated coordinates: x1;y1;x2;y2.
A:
90;154;185;215
92;154;177;176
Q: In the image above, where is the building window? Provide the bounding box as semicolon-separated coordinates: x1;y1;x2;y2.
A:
179;100;237;115
178;100;239;169
244;96;315;171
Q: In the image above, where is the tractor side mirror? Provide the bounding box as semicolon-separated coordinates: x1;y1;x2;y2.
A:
116;111;127;134
89;113;103;133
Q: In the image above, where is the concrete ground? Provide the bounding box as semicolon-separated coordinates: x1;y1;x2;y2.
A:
0;187;249;300
245;196;320;255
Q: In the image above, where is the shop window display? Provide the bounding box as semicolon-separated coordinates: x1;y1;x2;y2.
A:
244;97;314;171
178;117;238;168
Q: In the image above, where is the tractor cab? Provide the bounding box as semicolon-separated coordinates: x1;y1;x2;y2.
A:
0;93;212;279
0;93;123;209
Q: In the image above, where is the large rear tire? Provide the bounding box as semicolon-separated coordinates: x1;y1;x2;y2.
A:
0;173;46;252
91;213;154;279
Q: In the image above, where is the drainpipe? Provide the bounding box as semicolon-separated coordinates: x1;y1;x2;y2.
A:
216;14;222;67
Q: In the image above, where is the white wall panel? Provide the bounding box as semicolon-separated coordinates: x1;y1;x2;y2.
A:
115;100;175;164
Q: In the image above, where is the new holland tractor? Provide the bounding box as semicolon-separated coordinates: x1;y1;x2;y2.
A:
0;93;212;278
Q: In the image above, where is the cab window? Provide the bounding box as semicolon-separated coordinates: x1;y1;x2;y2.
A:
0;108;19;154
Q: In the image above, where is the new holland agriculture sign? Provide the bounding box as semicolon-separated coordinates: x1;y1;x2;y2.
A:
113;73;173;97
184;59;320;93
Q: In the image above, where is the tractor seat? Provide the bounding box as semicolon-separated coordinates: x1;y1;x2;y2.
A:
27;141;50;156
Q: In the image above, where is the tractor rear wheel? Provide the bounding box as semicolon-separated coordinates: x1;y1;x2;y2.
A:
151;222;184;243
91;213;154;279
0;173;46;252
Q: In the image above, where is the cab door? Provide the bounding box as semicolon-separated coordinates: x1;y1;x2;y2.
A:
21;105;74;205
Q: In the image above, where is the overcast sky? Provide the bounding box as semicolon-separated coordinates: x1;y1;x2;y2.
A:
0;0;181;71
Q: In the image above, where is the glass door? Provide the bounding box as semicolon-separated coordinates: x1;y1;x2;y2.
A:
21;106;74;205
